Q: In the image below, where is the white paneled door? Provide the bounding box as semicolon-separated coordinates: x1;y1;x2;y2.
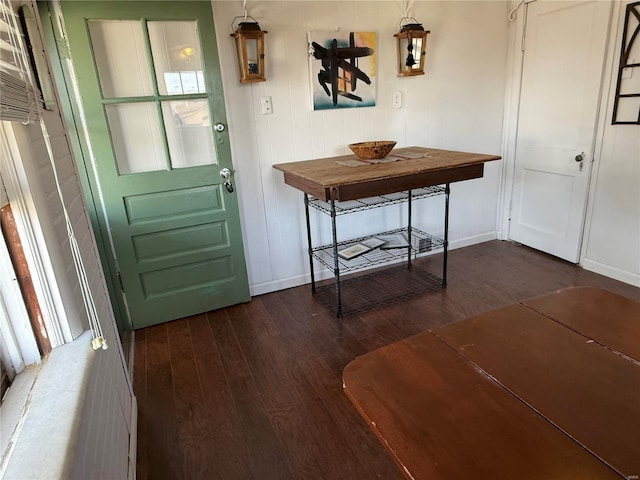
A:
509;0;611;262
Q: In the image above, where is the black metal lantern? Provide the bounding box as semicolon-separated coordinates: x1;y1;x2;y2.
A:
394;18;430;77
231;18;267;83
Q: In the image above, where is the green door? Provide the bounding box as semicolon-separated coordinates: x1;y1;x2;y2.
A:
59;1;250;329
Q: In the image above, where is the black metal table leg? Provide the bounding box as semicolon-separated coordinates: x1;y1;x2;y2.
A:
304;194;316;293
443;183;450;287
407;189;412;268
330;199;342;317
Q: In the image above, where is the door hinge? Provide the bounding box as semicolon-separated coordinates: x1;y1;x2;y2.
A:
117;272;124;291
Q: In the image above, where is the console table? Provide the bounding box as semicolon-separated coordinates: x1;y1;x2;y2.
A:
273;146;501;317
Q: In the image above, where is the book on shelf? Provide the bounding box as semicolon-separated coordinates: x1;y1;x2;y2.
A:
361;236;386;249
337;243;371;260
378;233;410;249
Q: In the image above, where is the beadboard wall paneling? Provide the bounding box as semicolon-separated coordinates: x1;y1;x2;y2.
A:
70;326;132;478
211;0;508;295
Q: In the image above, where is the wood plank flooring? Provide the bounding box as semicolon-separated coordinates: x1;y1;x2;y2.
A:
133;240;640;480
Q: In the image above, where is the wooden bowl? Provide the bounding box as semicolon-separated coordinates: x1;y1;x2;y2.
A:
348;141;397;160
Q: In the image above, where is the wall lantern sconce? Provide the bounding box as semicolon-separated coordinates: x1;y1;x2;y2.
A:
394;18;430;77
230;16;267;83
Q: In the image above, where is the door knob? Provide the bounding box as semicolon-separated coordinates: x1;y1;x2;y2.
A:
220;167;234;193
214;123;226;132
575;152;584;162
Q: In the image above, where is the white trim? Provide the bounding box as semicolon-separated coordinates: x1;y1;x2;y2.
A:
580;0;623;266
0;300;26;378
0;122;69;347
582;258;640;288
498;0;528;241
128;395;138;480
0;363;39;470
0;231;40;372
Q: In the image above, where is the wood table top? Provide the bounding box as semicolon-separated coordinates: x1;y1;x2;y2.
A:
522;286;640;362
273;147;501;201
343;287;640;480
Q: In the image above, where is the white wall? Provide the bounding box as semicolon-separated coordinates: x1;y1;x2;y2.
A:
212;0;509;295
583;0;640;286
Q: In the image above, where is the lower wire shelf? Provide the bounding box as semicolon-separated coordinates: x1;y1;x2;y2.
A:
314;263;444;317
311;227;444;273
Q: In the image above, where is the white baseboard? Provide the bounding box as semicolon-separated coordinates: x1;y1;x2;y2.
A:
449;231;498;250
249;232;498;297
129;395;138;480
249;270;334;297
581;258;640;288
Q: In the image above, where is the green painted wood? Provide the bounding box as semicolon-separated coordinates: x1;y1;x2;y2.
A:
59;1;250;328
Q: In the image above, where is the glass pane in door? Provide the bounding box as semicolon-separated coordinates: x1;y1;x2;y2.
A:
105;103;166;174
148;21;205;95
162;100;216;168
88;20;153;98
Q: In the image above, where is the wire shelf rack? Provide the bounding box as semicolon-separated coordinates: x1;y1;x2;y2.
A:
311;227;444;273
308;186;445;215
314;263;443;317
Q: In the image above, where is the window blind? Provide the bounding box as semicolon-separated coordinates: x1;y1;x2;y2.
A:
0;0;42;123
0;0;107;350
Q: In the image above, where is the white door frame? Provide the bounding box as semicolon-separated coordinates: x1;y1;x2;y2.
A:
0;230;41;375
498;0;615;266
497;0;534;241
0;122;70;348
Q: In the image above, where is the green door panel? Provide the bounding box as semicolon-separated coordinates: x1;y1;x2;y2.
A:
59;1;250;328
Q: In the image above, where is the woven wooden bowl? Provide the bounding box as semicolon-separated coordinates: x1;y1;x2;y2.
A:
348;141;397;160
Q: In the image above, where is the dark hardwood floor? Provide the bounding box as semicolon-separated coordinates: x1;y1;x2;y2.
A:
133;240;640;480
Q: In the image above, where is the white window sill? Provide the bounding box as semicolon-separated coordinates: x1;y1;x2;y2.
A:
0;331;94;479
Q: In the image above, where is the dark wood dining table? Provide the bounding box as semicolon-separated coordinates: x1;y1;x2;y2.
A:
343;287;640;479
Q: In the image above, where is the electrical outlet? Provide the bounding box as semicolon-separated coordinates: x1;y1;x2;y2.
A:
392;91;403;109
260;96;273;115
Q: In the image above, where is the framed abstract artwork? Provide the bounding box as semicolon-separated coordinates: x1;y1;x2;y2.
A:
308;31;376;110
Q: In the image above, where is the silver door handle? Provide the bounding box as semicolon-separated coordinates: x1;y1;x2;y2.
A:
214;123;226;132
220;168;234;193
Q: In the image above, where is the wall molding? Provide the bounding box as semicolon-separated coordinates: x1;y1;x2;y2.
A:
582;258;640;288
